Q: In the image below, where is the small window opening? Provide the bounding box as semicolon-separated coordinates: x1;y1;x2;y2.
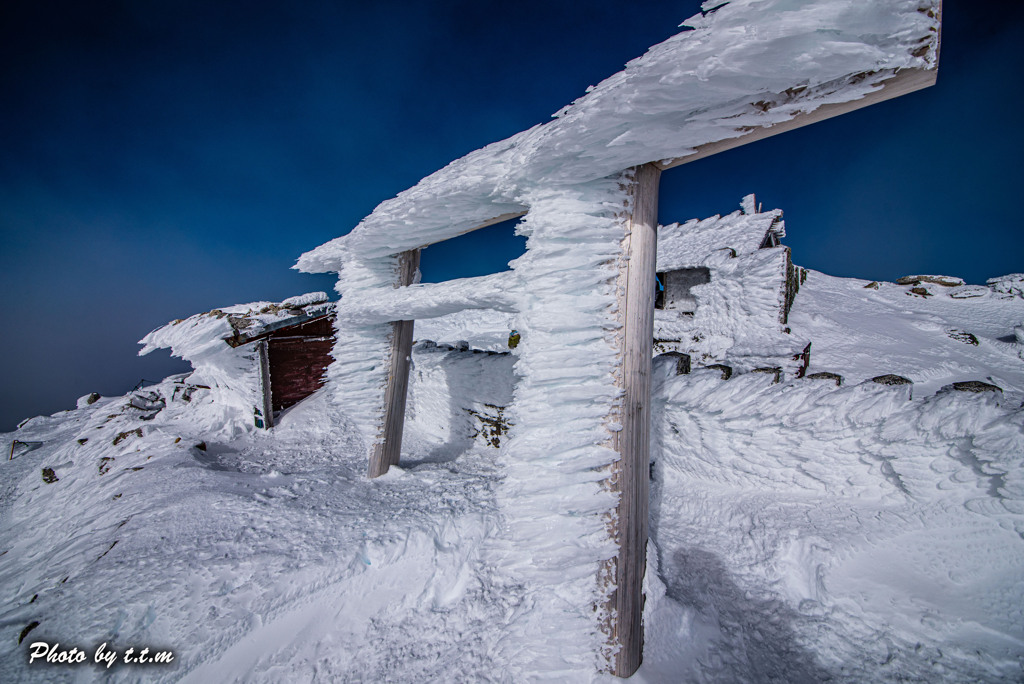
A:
418;216;527;283
655;267;711;312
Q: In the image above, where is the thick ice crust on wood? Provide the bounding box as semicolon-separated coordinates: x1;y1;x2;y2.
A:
484;177;629;677
298;0;939;269
335;272;519;326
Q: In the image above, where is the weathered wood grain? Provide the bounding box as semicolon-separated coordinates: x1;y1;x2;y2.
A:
267;336;334;411
367;249;420;478
256;339;274;429
608;162;660;677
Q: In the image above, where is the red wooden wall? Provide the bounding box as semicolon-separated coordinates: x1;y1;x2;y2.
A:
265;317;335;412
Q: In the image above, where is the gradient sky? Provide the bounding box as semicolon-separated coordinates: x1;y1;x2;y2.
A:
2;0;1022;431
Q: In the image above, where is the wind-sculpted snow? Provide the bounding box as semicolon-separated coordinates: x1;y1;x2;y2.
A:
0;357;514;683
297;0;938;268
657;200;783;271
644;365;1024;682
790;271;1024;399
3;251;1024;681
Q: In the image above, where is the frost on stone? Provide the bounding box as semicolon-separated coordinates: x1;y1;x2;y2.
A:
988;273;1024;299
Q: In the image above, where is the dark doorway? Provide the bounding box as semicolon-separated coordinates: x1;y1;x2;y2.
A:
655;267;711;312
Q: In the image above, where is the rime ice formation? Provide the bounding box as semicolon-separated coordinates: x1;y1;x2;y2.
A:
292;2;940;670
0;1;975;681
3;248;1023;682
296;0;940;267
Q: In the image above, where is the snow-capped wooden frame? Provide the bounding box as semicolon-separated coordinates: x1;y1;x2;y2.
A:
300;1;941;676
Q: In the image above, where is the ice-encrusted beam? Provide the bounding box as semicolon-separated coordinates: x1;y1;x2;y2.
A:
656;66;937;171
294;0;943;676
296;0;941;268
368;249;420;478
335;271;519;326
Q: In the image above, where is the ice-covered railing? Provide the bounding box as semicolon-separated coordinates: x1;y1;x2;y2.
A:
294;1;940;677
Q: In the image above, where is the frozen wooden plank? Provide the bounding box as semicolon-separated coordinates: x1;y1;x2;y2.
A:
607;162;660;677
368;249;421;478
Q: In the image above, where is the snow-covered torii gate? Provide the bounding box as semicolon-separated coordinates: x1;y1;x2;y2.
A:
298;1;940;676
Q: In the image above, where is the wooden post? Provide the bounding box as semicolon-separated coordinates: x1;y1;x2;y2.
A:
256;339;274;429
367;249;420;478
609;163;660;677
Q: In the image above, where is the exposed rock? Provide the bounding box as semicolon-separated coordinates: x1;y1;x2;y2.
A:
41;468;58;484
18;621;40;645
946;329;979;346
129;392;165;413
467;404;511;449
113;428;143;446
897;275;965;287
227;314;254;330
987;274;1024;299
908;286;932;298
806;372;843;386
945;380;1002;394
949;285;988;299
863;281;880;290
752;367;782;383
706;364;733;380
657;351;691;375
871;374;912;386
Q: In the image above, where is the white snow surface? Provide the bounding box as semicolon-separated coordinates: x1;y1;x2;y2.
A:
297;0;939;268
657;197;784;270
3;257;1023;682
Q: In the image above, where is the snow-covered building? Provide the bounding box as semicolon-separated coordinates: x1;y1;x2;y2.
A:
654;193;809;378
139;293;335;433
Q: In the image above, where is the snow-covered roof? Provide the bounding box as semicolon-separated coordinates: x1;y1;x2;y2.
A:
657;195;784;271
297;0;939;269
139;293;334;360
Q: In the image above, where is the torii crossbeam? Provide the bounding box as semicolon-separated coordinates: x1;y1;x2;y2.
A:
298;1;941;676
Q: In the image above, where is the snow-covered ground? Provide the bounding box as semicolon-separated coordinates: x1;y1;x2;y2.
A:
2;265;1022;682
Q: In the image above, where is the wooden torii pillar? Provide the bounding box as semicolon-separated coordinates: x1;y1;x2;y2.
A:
368;248;420;478
608;162;660;676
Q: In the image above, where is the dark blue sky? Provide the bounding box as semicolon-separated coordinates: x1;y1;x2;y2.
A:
2;0;1022;431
